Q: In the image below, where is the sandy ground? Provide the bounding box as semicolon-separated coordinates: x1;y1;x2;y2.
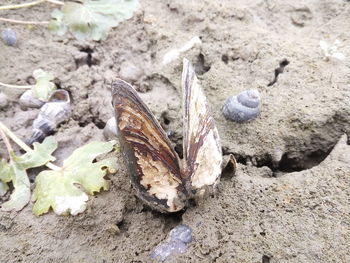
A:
0;0;350;262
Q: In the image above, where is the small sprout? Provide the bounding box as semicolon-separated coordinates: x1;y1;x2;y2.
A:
32;140;118;216
319;40;345;61
49;0;139;41
32;69;57;100
0;69;58;111
1;28;17;46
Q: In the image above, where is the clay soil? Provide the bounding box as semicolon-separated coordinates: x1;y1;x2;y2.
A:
0;0;350;262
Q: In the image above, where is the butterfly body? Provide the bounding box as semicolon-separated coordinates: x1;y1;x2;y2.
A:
112;59;223;213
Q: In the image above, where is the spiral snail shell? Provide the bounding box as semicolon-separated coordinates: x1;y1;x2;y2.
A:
222;89;261;123
19;90;45;109
103;117;118;140
28;89;71;144
0;92;8;109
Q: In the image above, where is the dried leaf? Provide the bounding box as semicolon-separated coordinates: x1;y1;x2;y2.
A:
32;140;118;216
49;0;139;41
0;137;57;211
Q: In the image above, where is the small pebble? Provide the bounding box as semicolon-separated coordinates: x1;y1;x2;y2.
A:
2;28;17;46
150;225;193;262
19;90;45;109
119;61;143;83
169;224;193;244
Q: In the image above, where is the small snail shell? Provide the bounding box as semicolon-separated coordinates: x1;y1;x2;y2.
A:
19;90;45;109
1;28;17;46
0;92;8;109
222;89;261;123
103;117;118;140
28;90;71;144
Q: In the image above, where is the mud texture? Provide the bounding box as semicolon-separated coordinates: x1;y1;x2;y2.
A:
0;0;350;262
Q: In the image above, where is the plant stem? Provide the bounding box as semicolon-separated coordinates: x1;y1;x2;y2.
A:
0;122;61;171
0;0;46;10
0;122;31;153
0;17;50;25
0;127;14;161
0;82;33;89
44;161;61;171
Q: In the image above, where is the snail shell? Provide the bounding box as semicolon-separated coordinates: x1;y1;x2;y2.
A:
19;90;45;109
1;28;17;46
222;89;261;123
0;92;8;109
28;90;71;144
103;117;118;140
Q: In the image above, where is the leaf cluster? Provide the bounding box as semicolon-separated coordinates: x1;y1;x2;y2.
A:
0;137;57;211
0;133;117;216
49;0;139;40
32;140;117;216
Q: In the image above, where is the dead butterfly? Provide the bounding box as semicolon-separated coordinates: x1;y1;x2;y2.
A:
112;58;235;213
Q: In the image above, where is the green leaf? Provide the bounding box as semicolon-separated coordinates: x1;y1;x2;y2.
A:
32;140;118;216
0;160;12;183
13;136;58;169
0;160;11;196
1;164;31;212
48;9;67;36
49;0;139;41
0;137;57;212
32;69;57;101
0;181;9;196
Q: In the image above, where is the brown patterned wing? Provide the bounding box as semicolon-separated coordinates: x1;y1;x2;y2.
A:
112;79;186;212
182;58;222;195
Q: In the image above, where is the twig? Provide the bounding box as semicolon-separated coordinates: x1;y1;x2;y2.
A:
0;82;33;89
0;0;63;11
0;17;49;25
0;122;61;171
0;0;46;10
46;0;64;5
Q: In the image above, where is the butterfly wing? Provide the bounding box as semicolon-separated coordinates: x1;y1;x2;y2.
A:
182;58;222;195
112;79;186;212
